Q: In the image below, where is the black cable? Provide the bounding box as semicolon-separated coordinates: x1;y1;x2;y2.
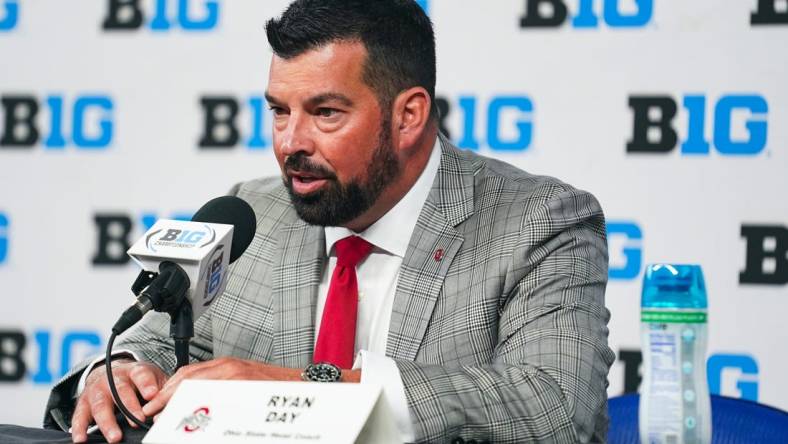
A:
105;331;150;430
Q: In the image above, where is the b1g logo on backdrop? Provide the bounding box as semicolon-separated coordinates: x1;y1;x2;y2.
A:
520;0;653;29
708;354;759;402
751;0;788;25
627;94;769;156
103;0;220;32
198;95;273;150
0;94;114;149
606;221;642;280
92;211;193;265
0;0;18;31
617;349;760;401
0;212;8;265
436;95;534;151
197;94;535;152
0;329;103;384
740;224;788;285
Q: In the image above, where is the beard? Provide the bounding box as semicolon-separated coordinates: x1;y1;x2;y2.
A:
282;120;400;227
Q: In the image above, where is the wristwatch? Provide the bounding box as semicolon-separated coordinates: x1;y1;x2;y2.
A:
301;362;342;382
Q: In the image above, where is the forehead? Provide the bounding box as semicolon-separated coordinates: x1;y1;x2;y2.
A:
267;41;370;99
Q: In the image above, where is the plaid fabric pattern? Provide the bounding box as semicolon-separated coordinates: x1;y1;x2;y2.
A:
45;135;614;443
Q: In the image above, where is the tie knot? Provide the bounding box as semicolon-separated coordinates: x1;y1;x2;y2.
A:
335;235;373;268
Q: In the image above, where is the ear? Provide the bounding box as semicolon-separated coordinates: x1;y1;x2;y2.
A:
391;86;431;151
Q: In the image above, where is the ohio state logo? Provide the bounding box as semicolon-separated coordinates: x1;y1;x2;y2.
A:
177;406;211;432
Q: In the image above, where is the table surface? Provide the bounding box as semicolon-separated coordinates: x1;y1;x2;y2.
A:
0;424;148;444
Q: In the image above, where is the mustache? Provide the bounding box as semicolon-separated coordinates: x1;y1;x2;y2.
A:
283;153;337;179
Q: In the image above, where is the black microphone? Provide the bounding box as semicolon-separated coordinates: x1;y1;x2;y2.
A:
192;196;257;263
112;196;256;334
105;196;257;430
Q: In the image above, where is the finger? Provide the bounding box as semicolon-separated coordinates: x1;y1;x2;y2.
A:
115;378;145;428
88;390;122;444
141;382;175;418
141;361;220;417
128;364;163;401
70;395;91;443
143;357;237;418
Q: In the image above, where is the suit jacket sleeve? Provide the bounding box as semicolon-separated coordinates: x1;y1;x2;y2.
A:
395;187;614;443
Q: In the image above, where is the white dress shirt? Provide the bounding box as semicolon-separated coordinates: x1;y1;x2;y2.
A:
318;138;441;442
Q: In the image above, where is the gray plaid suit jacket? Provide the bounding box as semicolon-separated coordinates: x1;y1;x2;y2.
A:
46;136;615;443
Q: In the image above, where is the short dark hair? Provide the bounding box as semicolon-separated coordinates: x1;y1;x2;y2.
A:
266;0;437;119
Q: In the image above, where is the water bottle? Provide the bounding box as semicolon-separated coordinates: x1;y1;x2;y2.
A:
639;264;711;444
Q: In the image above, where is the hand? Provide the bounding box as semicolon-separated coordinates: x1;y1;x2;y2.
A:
71;359;166;444
141;357;302;419
141;357;361;418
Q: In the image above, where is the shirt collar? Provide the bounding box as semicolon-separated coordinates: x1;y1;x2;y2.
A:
325;137;441;258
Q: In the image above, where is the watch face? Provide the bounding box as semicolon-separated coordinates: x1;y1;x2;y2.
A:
303;362;342;382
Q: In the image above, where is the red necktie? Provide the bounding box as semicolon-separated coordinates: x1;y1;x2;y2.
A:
313;236;373;369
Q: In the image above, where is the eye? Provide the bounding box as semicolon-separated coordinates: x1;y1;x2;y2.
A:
268;105;288;116
316;108;339;118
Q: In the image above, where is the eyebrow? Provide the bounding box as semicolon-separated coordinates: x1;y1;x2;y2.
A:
306;93;354;108
264;91;281;105
264;91;354;108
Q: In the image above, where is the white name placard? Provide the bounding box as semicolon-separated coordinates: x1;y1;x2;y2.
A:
142;380;402;444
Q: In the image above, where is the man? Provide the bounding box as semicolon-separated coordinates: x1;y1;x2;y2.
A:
46;1;615;442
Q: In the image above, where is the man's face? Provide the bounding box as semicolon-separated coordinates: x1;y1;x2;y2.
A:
266;41;399;227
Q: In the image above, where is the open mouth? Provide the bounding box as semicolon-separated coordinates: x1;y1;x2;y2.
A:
288;170;331;194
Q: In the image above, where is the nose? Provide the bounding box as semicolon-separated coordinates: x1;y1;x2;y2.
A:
277;112;315;157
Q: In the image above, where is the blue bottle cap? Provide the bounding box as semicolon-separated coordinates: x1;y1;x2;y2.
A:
641;264;707;309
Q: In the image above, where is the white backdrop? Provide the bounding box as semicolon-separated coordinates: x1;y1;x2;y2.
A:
1;0;786;427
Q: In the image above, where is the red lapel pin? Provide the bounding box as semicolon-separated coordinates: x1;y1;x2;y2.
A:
433;248;444;261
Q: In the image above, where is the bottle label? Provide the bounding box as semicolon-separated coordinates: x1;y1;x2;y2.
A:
640;318;710;444
643;325;683;442
642;311;707;323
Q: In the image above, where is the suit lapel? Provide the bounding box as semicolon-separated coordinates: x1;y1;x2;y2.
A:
386;136;476;361
270;219;325;368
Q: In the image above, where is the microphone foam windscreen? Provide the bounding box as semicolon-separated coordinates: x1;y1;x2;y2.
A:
191;196;257;263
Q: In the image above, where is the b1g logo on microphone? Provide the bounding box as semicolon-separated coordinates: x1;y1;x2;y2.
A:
0;94;114;149
103;0;220;32
626;94;769;156
436;95;534;152
0;211;8;265
146;225;214;252
740;224;788;285
751;0;788;26
606;221;642;280
0;0;18;31
520;0;653;29
92;211;193;266
201;246;224;306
